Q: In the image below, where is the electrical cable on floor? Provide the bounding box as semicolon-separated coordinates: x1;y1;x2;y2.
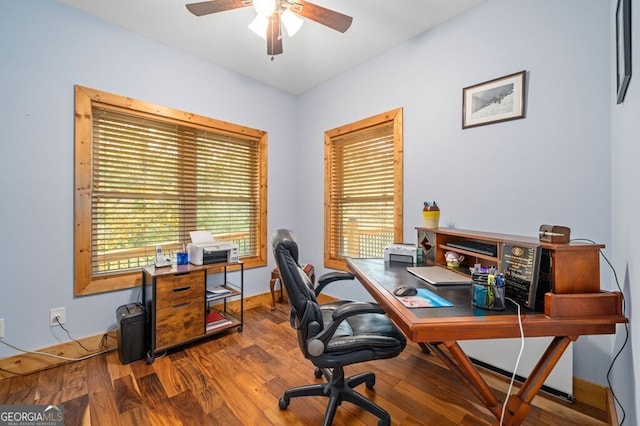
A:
500;297;524;426
571;238;628;425
0;337;116;362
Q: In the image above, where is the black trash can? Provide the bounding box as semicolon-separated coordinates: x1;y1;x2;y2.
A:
116;303;146;364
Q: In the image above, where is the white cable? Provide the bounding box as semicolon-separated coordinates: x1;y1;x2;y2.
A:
500;297;524;425
0;338;116;362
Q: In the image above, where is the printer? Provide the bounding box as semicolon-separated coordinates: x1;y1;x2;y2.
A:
383;243;417;264
188;241;239;265
187;230;239;265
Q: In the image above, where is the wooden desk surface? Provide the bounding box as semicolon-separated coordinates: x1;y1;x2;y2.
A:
347;258;626;343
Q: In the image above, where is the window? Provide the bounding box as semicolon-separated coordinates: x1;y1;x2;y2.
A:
74;86;267;296
324;108;403;271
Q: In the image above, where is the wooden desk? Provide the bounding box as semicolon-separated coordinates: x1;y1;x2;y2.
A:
346;258;627;426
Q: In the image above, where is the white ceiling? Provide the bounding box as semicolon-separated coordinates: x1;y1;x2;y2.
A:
57;0;486;95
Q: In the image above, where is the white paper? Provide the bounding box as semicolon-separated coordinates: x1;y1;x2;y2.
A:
190;230;214;243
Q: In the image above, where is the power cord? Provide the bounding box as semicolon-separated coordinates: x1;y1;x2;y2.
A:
53;316;91;352
0;321;118;374
0;338;115;362
0;319;110;377
100;326;117;349
571;238;628;425
500;297;524;426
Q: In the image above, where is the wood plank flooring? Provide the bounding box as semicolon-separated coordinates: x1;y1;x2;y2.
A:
0;303;610;425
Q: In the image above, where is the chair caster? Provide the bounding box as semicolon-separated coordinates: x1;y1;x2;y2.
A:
314;367;323;378
366;376;375;390
279;397;290;410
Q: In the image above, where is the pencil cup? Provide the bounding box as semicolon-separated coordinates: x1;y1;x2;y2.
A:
471;273;505;310
422;202;440;228
177;252;188;265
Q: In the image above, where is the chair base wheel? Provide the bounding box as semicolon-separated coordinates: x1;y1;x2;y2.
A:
279;397;290;410
279;367;390;425
365;376;375;390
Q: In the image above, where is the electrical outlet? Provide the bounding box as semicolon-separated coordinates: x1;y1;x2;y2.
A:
50;307;66;326
0;318;4;339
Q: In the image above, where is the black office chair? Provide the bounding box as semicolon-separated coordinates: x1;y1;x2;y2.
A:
271;229;407;426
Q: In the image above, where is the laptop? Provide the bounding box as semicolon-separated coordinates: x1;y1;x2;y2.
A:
406;266;472;286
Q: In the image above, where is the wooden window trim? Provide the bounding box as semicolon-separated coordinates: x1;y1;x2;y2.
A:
74;85;268;296
324;108;403;271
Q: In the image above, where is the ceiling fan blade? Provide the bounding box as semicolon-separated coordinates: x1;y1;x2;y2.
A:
267;13;283;56
186;0;251;17
295;1;353;33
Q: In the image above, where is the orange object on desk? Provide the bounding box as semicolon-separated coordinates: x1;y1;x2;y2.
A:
270;264;315;310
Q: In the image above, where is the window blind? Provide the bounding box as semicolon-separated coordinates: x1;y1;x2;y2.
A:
325;108;403;270
91;107;260;276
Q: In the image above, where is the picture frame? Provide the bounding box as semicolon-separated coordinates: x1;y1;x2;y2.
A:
462;70;526;129
616;0;632;104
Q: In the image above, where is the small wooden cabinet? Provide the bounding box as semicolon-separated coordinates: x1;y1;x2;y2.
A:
142;262;243;363
416;227;604;311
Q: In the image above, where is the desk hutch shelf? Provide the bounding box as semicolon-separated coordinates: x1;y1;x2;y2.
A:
416;227;605;312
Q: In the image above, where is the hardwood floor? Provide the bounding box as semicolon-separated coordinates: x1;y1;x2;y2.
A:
0;303;609;425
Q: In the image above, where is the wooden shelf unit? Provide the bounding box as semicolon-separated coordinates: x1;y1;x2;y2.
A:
142;262;243;363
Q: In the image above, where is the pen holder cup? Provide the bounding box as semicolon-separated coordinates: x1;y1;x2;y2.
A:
422;209;440;228
177;252;188;265
471;273;505;310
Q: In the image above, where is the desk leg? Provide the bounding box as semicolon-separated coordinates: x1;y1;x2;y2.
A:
429;337;574;426
429;341;501;416
418;342;431;354
502;336;574;426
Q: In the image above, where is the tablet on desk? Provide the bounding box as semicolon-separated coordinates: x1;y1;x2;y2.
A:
406;266;472;285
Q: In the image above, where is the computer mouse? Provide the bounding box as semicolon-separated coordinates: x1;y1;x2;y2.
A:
393;285;417;297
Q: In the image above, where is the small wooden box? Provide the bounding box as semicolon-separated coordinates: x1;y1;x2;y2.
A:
544;291;623;319
539;225;570;243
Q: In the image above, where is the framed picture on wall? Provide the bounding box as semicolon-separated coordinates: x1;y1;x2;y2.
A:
462;70;526;129
616;0;632;104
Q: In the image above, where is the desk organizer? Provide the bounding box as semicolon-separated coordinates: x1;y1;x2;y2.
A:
471;272;505;310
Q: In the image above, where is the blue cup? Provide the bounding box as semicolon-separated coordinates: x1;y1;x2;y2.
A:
177;252;188;265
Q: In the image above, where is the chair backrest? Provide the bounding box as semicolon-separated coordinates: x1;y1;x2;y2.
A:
271;229;324;358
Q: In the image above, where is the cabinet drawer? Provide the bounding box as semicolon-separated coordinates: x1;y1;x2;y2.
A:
156;272;204;309
155;300;204;350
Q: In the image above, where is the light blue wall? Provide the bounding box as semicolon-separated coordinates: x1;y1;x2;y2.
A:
610;0;639;421
296;0;627;405
0;0;296;357
0;0;636;421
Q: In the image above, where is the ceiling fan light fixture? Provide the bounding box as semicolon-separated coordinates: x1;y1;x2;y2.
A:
248;14;269;39
253;0;276;17
281;8;303;37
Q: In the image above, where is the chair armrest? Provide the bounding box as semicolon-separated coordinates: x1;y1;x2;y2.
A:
314;271;355;296
314;301;385;343
331;301;385;322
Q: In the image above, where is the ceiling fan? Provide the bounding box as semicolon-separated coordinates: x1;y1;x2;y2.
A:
185;0;353;58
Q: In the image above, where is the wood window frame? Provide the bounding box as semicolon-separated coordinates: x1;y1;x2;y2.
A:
324;108;403;271
74;85;268;296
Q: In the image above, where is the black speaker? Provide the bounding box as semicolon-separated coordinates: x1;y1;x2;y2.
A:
116;303;146;364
